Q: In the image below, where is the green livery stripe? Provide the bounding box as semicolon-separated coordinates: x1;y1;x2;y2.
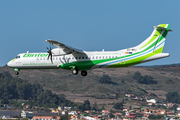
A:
158;24;166;28
108;46;164;68
60;58;119;70
140;30;163;49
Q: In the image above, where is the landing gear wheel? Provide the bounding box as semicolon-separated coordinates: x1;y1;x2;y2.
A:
15;71;19;75
72;68;78;75
81;71;87;76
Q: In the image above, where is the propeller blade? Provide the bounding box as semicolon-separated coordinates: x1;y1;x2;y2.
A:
46;44;53;63
50;53;53;63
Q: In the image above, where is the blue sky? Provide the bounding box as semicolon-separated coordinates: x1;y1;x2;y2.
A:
0;1;179;66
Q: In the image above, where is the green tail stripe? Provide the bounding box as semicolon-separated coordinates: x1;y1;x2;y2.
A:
140;24;169;49
108;46;164;68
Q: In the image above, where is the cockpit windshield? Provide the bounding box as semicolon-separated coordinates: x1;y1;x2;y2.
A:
16;55;20;59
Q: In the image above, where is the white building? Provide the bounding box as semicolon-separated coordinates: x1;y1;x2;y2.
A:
21;110;33;118
146;99;157;103
68;111;77;115
82;116;95;120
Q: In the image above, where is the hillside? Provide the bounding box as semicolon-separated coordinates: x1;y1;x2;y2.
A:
1;64;180;105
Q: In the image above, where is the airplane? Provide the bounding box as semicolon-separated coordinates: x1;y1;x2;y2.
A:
7;24;172;76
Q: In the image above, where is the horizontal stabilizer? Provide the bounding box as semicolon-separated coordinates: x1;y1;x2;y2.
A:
153;26;172;31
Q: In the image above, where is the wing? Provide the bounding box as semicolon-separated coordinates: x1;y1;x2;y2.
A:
45;39;85;54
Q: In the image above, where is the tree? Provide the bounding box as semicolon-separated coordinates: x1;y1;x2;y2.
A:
133;71;157;84
92;102;99;111
101;106;105;110
60;114;69;120
113;102;123;110
109;113;115;118
166;92;179;103
83;100;91;110
99;74;112;84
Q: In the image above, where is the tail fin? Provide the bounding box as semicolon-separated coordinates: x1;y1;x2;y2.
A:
136;24;171;53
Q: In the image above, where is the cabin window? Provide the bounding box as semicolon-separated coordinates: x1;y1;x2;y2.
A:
112;56;114;58
86;57;88;59
96;56;98;59
102;56;104;59
99;56;101;59
56;57;58;60
40;58;42;60
43;58;45;60
37;58;39;60
116;56;117;58
53;58;54;60
79;57;81;59
109;56;111;58
82;57;84;59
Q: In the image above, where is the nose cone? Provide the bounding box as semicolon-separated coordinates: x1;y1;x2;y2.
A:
7;61;11;67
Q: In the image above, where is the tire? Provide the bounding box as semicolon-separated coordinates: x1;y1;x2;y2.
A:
81;71;87;76
72;68;78;75
15;71;19;75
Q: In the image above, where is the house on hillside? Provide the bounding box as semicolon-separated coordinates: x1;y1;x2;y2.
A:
102;110;110;115
146;99;157;103
21;110;33;119
125;112;136;118
81;116;96;120
123;108;129;112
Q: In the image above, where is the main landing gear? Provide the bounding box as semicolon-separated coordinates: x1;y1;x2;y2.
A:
71;68;78;75
70;67;87;76
81;71;87;76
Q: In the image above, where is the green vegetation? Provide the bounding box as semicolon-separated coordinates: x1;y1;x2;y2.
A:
78;100;91;111
112;102;123;110
60;114;69;120
0;71;74;108
2;63;180;103
166;92;180;104
148;114;164;119
99;74;118;85
133;71;157;84
137;87;147;93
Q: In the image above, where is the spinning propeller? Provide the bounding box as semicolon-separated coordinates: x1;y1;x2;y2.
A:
46;44;54;63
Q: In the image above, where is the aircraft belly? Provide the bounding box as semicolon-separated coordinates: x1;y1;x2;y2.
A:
17;65;57;69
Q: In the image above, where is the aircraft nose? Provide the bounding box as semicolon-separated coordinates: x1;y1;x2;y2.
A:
7;61;11;66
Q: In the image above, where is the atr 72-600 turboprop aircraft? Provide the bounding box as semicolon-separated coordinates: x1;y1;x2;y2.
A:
7;24;172;76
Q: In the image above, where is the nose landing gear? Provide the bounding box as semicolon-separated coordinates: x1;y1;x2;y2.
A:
14;68;20;75
15;71;19;75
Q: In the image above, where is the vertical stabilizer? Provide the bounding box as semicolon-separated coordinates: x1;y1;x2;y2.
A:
136;24;171;53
